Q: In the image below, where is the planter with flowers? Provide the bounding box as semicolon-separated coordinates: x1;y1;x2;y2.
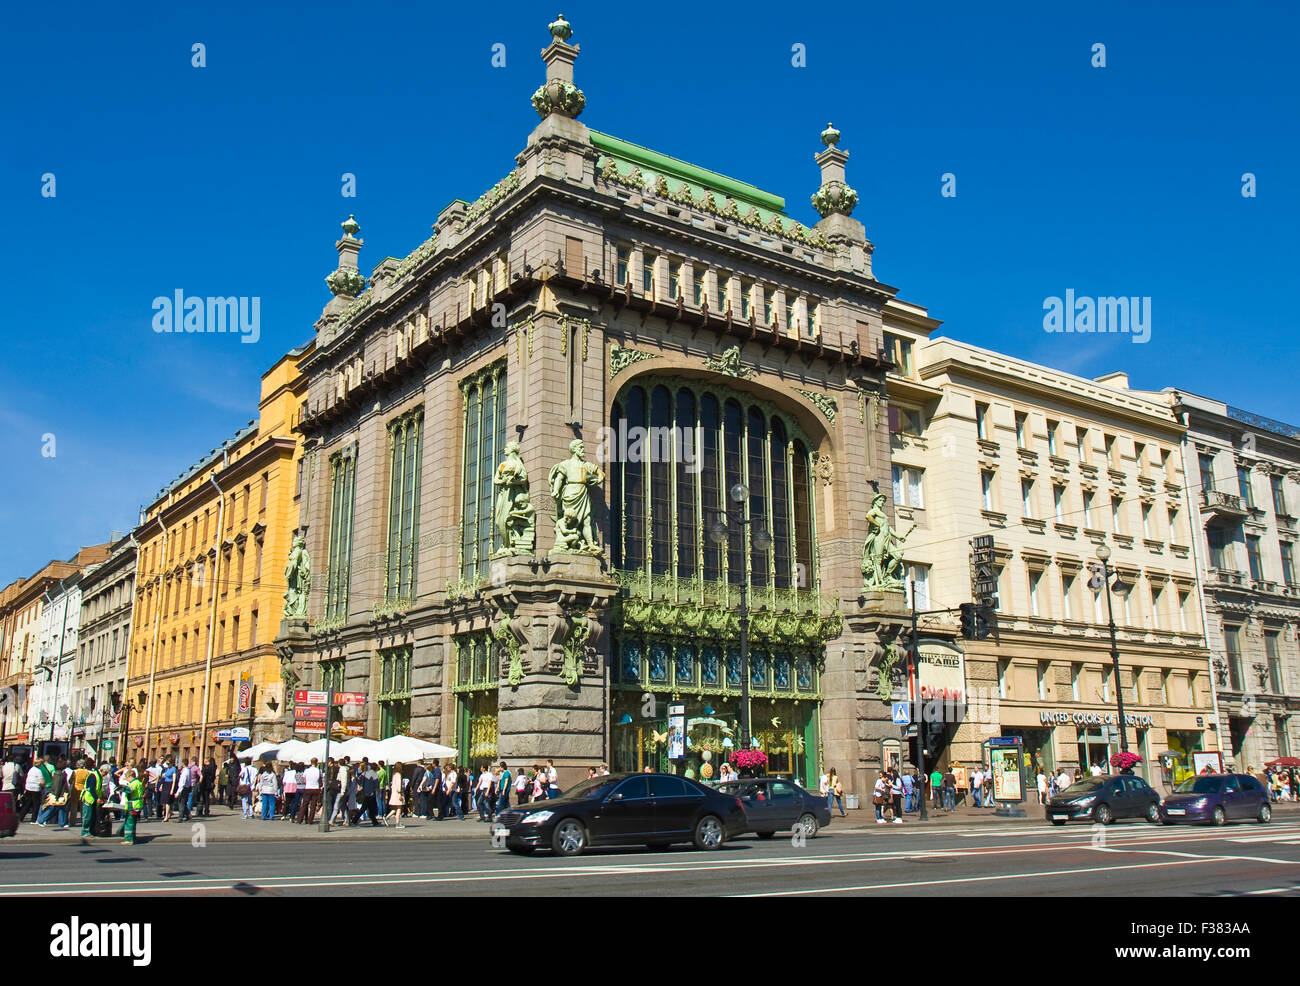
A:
730;748;769;778
1110;751;1143;775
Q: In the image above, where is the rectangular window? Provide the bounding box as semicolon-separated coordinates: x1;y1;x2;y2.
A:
1272;473;1288;516
690;268;702;306
1015;411;1028;449
1162;671;1171;705
976;403;990;440
809;300;821;337
739;280;753;319
259;472;269;512
1150;582;1162;630
1037;662;1049;700
1238;464;1254;508
1061;572;1075;620
889;406;924;436
1282;541;1296;585
249;609;258;647
1053;485;1065;522
231;615;240;652
378;646;413;738
884;333;914;378
717;273;730;311
386;410;424;600
1111;497;1123;534
1206;526;1228;570
1225;625;1243;691
668;261;681;300
1167;505;1179;542
763;287;774;325
905;564;930;610
460;364;507;581
1021;478;1035;519
1076;427;1088;463
1142;503;1153;539
1199;452;1216;492
1246;535;1263;580
998;659;1011;699
784;294;795;332
242;483;250;522
1047;420;1059;456
1104;434;1117;468
254;539;263;582
1266;632;1283;693
325;447;357;620
1083;490;1095;527
642;252;657;296
1070;663;1081;701
1131;667;1143;703
565;236;583;277
892;466;925;508
981;471;995;511
1134;443;1146;477
1177;590;1190;632
1028;568;1043;617
615;246;629;286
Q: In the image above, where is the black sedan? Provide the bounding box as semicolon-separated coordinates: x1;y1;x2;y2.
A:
491;772;750;856
1046;773;1161;825
715;777;831;838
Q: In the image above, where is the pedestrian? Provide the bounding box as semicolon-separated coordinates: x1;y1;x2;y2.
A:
442;763;462;821
362;760;383;826
531;767;546;802
873;772;888;823
901;768;915;812
36;756;71;829
238;757;256;818
942;766;956;811
24;756;48;823
1036;768;1048;805
476;764;494;821
329;758;351;825
928;767;942;810
283;762;300;820
818;769;830;810
257;761;279;820
387;762;406;828
120;767;144;846
497;761;512;814
223;755;239;810
160;757;177;821
514;766;529;806
1056;767;1072;794
546;759;560;799
459;765;472;816
200;757;216;816
411;761;428;819
889;769;904;823
79;758;102;838
376;761;389;818
970;766;984;808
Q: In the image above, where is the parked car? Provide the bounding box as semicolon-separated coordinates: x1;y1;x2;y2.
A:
0;791;19;837
715;777;830;838
491;772;750;856
1159;773;1271;826
1046;773;1161;825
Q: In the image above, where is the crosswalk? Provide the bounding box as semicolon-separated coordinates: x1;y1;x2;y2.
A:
942;821;1300;845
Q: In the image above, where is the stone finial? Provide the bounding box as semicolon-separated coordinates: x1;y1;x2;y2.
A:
532;14;585;119
326;215;365;298
548;13;573;41
811;124;858;218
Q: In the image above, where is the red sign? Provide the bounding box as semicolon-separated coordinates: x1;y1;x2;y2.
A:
294;705;327;721
333;692;367;706
295;722;326;735
294;689;329;705
238;672;252;715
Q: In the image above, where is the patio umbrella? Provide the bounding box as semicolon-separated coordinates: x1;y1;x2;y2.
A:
1265;757;1300;768
375;735;457;762
273;740;314;762
236;741;281;761
334;737;384;761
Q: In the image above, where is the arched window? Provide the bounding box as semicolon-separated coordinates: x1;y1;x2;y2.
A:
609;380;816;594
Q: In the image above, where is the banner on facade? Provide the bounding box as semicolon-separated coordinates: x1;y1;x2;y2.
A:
237;672;252;715
913;639;967;723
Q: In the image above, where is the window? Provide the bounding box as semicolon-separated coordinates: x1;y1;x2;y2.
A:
1111;497;1123;535
889;406;923;436
1077;427;1088;463
1206;526;1229;570
1037;662;1049;699
1246;535;1263;580
1061;572;1075;619
1162;670;1171;704
242;483;250;522
1277;718;1291;759
810;299;821;337
763;287;774;325
325;446;357;620
976;403;990;440
884;333;914;378
1237;464;1254;508
1131;667;1143;703
1134;443;1146;477
615;246;629;286
1082;490;1095;527
905;564;930;609
253;538;263;582
1272;474;1288;516
998;659;1011;699
1224;625;1243;691
642;251;657;297
1070;663;1082;700
1167;505;1180;542
1047;420;1059;456
1149;582;1161;630
1015;411;1028;449
784;294;795;332
231;615;240;652
1198;452;1215;492
386;410;424;600
1266;632;1283;693
668;261;681;300
691;268;702;306
1053;485;1066;522
259;472;268;512
378;646;412;738
739;280;753;320
460;364;506;581
249;609;258;647
1021;478;1035;519
1027;568;1043;617
1282;541;1296;585
892;466;925;508
981;471;995;511
1104;434;1117;468
610;381;814;591
1177;590;1190;632
717;273;730;311
1101;665;1112;702
1142;503;1153;539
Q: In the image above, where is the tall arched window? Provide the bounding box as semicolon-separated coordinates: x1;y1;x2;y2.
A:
609;379;816;594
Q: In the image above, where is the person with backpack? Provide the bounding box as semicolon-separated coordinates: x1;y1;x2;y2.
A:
36;756;71;829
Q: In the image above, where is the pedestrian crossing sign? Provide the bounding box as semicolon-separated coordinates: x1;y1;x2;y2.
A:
892;702;911;725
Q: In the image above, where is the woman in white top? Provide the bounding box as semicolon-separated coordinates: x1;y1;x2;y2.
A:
256;764;279;821
873;773;889;823
281;765;299;821
1036;770;1048;804
387;763;406;828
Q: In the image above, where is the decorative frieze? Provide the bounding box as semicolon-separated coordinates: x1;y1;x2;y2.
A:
798;389;838;425
610;344;659;378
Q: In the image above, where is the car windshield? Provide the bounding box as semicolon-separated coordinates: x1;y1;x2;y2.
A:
1174;776;1223;795
558;777;622;800
1061;777;1106;796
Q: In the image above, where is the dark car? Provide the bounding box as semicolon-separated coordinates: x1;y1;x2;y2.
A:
0;791;18;837
1159;773;1271;826
491;772;750;856
715;777;831;838
1046;773;1160;825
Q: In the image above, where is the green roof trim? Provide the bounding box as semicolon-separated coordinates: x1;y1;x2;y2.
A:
590;131;785;214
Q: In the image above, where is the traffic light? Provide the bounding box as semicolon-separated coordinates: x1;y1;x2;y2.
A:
959;602;977;639
974;604;995;641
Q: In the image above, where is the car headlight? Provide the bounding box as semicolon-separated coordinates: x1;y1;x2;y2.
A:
521;810;553;825
1188;797;1208;809
1073;795;1096;807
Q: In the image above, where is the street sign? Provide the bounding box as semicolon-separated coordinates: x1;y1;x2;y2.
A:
294;689;329;706
333;692;367;706
101;739;115;752
891;701;911;725
215;727;250;741
904;724;919;738
295;723;327;735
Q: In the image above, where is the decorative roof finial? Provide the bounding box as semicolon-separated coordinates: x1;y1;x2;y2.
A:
326;215;365;298
341;214;360;238
811;125;858;219
548;13;572;42
821;122;841;147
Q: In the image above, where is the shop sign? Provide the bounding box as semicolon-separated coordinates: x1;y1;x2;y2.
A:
333;692;367;706
294;690;328;706
294;705;327;722
1038;710;1153;728
215;727;250;741
295;722;327;735
237;672;252;715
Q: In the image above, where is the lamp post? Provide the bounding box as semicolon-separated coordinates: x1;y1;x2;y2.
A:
708;483;772;751
1094;542;1132;755
111;690;148;759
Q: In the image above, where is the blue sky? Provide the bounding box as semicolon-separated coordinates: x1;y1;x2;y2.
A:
1;0;1296;582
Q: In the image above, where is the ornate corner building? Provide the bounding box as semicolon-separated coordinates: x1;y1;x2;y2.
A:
1172;391;1300;769
276;16;921;792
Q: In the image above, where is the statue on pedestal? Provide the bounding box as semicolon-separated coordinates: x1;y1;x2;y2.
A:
493;441;535;554
548;439;605;555
861;493;914;590
283;533;311;618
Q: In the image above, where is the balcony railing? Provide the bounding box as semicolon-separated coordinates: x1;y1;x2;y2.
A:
1202;489;1247;516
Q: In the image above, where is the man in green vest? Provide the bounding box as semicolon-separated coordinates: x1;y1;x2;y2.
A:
121;768;144;846
79;759;101;838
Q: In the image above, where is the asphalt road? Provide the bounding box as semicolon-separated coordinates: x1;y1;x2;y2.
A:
4;817;1300;896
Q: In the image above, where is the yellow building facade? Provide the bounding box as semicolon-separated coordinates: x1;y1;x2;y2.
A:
126;346;310;762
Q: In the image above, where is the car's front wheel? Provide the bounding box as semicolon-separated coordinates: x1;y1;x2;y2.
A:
797;813;820;838
552;819;587;857
693;815;725;850
1258;803;1272;824
1145;803;1160;824
1093;803;1113;825
1211;805;1227;826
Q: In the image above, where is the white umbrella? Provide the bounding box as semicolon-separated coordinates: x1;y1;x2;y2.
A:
302;738;332;760
375;735;457;763
273;740;314;762
334;737;384;761
237;741;280;761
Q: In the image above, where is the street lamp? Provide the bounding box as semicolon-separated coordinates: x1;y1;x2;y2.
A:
1094;542;1132;755
708;482;772;751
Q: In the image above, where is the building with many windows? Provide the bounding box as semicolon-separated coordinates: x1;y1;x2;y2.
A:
1166;390;1300;770
276;16;921;794
73;534;137;758
125;347;310;762
886;329;1218;787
